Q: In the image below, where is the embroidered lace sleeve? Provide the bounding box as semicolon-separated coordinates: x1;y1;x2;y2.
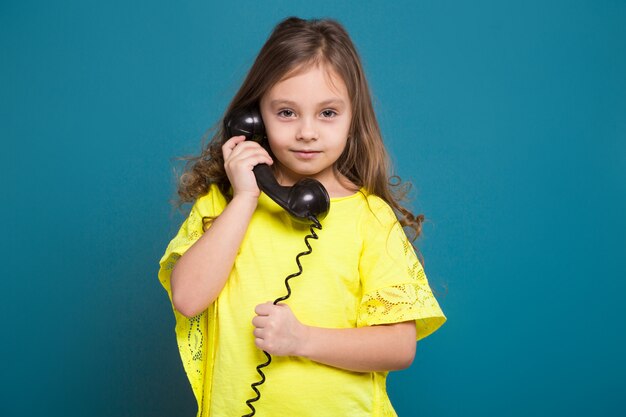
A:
157;186;226;410
357;197;446;340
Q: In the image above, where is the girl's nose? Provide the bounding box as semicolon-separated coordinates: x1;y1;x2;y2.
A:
296;117;319;141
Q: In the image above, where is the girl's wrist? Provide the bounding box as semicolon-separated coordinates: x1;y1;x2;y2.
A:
230;191;260;209
294;323;313;358
221;192;259;224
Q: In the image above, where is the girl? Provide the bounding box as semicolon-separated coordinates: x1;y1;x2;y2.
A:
159;17;446;417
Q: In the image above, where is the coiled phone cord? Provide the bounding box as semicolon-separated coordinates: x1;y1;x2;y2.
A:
242;216;322;417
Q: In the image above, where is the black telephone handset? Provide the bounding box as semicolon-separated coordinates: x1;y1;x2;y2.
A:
224;107;330;222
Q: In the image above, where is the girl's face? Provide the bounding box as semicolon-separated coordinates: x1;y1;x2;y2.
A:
260;64;352;189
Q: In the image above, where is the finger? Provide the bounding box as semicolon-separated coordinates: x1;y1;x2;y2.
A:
228;147;273;166
224;146;274;172
254;301;274;316
225;135;247;146
255;338;264;350
225;136;271;156
253;328;264;339
251;315;268;328
221;135;246;159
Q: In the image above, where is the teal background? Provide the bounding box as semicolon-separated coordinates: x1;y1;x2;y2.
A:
2;0;625;416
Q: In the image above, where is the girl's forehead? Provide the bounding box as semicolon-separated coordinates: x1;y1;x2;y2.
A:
267;62;348;99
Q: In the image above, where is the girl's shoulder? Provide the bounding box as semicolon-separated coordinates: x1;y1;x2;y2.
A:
337;189;398;233
193;183;228;217
360;191;397;222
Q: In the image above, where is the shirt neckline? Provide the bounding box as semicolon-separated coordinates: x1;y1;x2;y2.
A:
330;188;366;203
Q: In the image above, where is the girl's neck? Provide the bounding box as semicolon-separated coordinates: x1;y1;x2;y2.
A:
273;166;358;198
324;175;360;198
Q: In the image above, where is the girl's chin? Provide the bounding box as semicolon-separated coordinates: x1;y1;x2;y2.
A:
274;166;328;185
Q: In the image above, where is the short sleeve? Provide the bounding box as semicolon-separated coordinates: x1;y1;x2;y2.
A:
158;185;227;295
157;185;226;411
158;203;203;292
357;198;446;341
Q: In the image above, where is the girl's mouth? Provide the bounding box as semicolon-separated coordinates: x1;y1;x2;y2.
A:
292;150;321;159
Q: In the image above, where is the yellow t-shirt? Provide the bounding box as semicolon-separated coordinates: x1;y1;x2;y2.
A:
158;185;446;417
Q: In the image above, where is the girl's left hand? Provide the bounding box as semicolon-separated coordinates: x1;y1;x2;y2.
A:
252;302;308;356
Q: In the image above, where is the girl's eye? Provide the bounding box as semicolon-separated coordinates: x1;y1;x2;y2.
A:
321;109;337;118
278;109;295;118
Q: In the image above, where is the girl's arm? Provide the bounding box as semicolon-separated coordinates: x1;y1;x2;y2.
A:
252;302;417;372
171;136;272;318
170;193;256;317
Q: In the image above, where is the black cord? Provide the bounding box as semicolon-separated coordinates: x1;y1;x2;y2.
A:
242;216;322;417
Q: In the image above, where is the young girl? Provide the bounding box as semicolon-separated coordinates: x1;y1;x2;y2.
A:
159;17;446;417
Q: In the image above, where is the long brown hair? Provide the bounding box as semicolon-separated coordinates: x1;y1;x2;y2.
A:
173;17;425;241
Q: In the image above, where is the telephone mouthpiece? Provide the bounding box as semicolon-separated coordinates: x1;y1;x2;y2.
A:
288;178;330;221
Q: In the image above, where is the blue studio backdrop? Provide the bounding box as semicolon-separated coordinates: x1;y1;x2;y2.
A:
2;1;625;416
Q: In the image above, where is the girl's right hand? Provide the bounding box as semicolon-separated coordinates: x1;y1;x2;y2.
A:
222;135;273;199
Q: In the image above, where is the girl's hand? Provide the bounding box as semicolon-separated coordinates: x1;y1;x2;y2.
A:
222;135;273;199
252;302;308;356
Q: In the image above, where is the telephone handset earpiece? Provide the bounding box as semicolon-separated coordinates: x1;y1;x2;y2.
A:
224;106;330;222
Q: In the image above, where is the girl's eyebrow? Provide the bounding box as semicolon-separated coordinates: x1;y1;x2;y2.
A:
269;98;346;108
